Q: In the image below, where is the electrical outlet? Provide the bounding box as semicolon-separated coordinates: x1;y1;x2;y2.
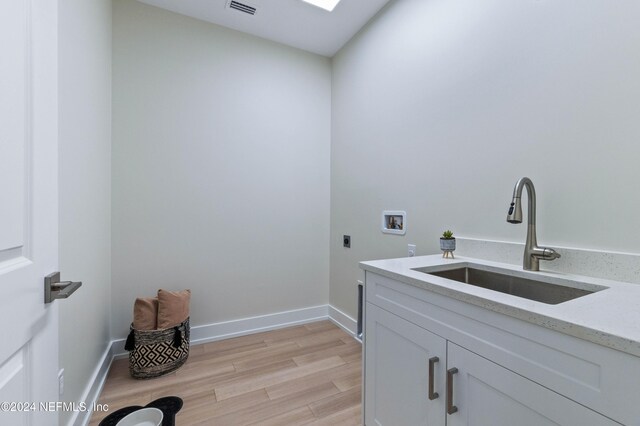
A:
343;235;351;248
408;244;416;257
58;369;64;395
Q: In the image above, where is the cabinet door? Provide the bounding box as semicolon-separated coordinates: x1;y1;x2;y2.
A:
446;343;620;426
365;304;447;426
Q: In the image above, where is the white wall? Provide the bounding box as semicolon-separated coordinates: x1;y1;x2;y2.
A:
112;0;331;338
58;0;112;424
331;0;640;318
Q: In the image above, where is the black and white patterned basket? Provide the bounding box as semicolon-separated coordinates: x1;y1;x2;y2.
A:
125;318;190;379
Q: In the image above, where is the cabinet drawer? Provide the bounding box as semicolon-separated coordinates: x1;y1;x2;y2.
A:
366;271;639;425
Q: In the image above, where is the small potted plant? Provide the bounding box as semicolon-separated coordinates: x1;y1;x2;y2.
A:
440;230;456;258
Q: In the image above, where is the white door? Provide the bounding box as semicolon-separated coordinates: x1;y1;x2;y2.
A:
365;304;447;426
446;342;618;426
0;0;60;425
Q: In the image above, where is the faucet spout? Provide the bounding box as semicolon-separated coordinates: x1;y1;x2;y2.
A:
507;177;535;226
506;177;561;271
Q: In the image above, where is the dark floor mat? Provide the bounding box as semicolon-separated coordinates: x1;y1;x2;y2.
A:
98;396;183;426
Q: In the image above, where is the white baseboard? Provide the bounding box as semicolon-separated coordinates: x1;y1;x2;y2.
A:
77;303;357;425
328;305;358;339
111;304;330;357
71;342;114;426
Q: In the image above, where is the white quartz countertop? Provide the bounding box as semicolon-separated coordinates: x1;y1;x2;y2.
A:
360;255;640;357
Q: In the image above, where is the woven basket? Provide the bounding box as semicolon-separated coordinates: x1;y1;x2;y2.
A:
125;318;190;379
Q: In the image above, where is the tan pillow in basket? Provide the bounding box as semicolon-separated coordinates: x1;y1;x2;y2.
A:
157;289;191;329
133;297;158;330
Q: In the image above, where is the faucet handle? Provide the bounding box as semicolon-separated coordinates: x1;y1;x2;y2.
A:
541;248;561;260
530;246;561;262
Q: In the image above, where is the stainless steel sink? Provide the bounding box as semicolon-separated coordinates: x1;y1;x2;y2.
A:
413;266;605;305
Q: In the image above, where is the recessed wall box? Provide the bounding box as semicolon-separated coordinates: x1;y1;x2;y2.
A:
382;211;406;235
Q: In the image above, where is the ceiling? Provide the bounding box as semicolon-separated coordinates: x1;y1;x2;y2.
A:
137;0;390;57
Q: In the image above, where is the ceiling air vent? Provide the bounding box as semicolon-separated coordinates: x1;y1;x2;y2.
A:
228;0;257;16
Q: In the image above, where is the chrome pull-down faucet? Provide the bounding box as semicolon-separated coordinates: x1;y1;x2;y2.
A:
507;177;561;271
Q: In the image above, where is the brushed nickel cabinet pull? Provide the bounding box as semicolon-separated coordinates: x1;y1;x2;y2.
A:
447;367;458;414
428;356;439;400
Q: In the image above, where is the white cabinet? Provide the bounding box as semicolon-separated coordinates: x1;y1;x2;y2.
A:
365;304;446;426
446;343;618;426
363;272;627;426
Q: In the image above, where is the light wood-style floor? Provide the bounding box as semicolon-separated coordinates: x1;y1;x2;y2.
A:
89;321;362;425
